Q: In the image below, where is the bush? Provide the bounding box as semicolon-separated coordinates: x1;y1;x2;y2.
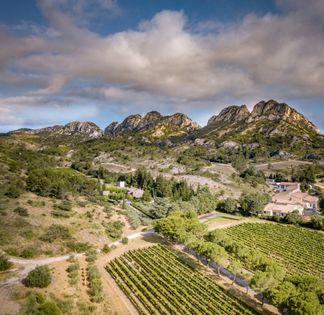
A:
39;301;61;315
0;253;12;271
24;265;51;288
85;249;97;263
20;246;38;258
40;224;71;243
102;244;112;254
55;200;72;211
65;240;92;252
121;237;128;245
105;221;125;240
14;206;29;217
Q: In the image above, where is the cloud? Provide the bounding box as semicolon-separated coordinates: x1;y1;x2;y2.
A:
0;0;324;130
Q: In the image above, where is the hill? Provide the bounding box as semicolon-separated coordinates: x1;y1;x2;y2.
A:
193;100;324;156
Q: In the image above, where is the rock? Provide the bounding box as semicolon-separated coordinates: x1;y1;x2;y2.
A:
137;111;163;130
155;139;174;147
104;112;199;137
249;99;320;133
219;141;240;150
104;122;119;135
140;137;152;145
305;153;319;160
270;150;291;157
163;113;200;132
10;121;103;139
208;105;250;125
60;121;103;138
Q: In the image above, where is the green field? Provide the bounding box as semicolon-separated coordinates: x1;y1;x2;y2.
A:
106;244;258;315
225;223;324;280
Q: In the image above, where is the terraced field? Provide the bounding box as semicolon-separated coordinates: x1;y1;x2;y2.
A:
106;244;258;315
225;223;324;280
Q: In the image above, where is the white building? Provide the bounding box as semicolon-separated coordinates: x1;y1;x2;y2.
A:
117;181;126;188
264;181;319;217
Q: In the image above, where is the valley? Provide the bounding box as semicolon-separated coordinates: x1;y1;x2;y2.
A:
0;101;324;315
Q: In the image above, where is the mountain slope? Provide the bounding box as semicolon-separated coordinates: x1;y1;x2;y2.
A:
194;100;323;152
9;121;103;140
105;111;199;139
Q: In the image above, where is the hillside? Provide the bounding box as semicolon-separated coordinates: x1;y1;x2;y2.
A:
105;111;200;139
193;100;324;156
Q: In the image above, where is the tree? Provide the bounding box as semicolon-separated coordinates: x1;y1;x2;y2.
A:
232;155;247;173
250;271;279;305
24;265;51;288
266;281;297;310
0;254;12;271
310;215;324;230
228;259;242;284
239;192;269;215
142;189;152;202
285;210;303;225
319;196;324;214
207;243;228;275
287;292;324;315
219;198;237;214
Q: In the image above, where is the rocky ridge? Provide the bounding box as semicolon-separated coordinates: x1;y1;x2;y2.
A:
208;105;250;125
10;121;103;139
206;99;319;133
105;111;199;137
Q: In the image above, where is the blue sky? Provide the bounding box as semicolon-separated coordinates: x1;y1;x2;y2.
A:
0;0;323;132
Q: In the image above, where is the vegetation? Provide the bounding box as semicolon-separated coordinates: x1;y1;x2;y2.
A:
155;211;324;314
0;253;12;271
87;265;104;303
19;292;74;315
225;223;324;280
106;245;257;314
239;193;270;215
40;224;71;243
14;206;29;217
66;262;80;286
104;220;125;240
27;168;97;198
24;265;52;288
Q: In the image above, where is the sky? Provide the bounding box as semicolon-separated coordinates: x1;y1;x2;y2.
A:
0;0;324;132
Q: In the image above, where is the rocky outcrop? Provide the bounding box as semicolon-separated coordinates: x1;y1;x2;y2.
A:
208;105;250;125
104;122;119;135
249;100;320;133
104;111;199;137
206;100;320;134
11;121;103;139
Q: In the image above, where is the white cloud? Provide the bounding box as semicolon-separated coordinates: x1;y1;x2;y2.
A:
0;0;324;130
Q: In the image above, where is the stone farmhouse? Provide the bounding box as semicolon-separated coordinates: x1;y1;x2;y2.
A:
263;181;319;217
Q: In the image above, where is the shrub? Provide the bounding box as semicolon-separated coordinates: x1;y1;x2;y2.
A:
0;253;12;271
14;206;29;217
121;237;128;245
55;200;72;211
40;224;71;243
102;244;112;254
85;249;97;263
105;221;125;240
51;210;73;218
24;265;51;288
39;301;61;315
65;240;92;252
20;246;38;258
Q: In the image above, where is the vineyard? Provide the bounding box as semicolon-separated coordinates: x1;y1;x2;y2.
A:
225;223;324;280
106;244;258;315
